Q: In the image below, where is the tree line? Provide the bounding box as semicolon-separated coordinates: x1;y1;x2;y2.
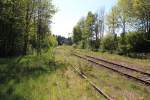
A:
72;0;150;56
0;0;56;57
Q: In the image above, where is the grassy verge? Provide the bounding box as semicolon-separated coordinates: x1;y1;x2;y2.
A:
0;47;103;100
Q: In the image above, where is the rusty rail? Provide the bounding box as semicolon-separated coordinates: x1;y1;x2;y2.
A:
73;53;150;86
72;66;113;100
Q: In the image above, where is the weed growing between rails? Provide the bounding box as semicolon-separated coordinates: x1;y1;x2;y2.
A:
58;46;150;100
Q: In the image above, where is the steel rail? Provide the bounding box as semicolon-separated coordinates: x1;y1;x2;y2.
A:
73;53;150;86
72;66;113;100
86;55;150;76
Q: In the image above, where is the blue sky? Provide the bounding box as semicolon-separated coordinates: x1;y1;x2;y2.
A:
51;0;117;37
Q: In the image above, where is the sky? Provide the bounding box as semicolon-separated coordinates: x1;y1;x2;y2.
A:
51;0;117;38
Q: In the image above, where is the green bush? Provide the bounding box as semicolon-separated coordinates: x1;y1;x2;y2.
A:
117;33;130;55
40;34;58;49
89;39;101;51
101;33;118;53
81;39;89;49
118;32;150;54
127;32;150;53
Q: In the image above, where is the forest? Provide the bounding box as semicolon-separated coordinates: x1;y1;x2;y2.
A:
0;0;57;57
72;0;150;57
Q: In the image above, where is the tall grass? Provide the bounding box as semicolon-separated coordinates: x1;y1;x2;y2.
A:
0;46;103;100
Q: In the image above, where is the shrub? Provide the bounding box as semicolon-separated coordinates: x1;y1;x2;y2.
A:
126;32;150;53
89;39;101;51
117;33;130;55
101;33;118;53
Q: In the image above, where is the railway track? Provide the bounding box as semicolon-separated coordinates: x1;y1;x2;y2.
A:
72;66;113;100
73;53;150;86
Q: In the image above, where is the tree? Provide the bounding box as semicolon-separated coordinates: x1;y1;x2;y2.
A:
132;0;150;33
94;8;105;39
84;12;95;39
117;0;132;34
92;8;105;50
0;0;25;57
23;0;35;55
83;12;95;49
0;0;56;57
72;12;95;49
106;6;119;35
73;24;82;44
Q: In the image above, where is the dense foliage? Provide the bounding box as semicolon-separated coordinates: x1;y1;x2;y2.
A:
0;0;56;57
72;0;150;55
73;9;105;50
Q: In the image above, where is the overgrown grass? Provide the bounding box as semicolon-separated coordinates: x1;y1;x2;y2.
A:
59;46;150;100
0;48;56;99
0;47;103;100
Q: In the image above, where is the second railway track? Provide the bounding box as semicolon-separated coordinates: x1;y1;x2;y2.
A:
73;53;150;86
72;66;113;100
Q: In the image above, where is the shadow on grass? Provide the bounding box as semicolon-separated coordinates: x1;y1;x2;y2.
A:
0;56;66;100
